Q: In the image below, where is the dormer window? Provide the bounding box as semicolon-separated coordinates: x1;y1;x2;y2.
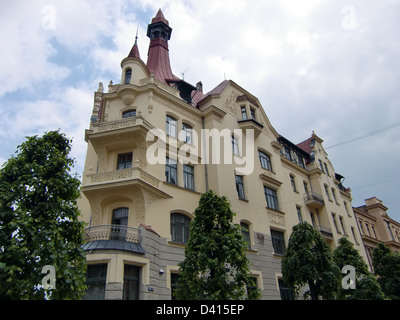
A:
124;68;132;84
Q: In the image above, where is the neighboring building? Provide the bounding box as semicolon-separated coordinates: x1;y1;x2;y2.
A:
353;197;400;270
77;9;368;300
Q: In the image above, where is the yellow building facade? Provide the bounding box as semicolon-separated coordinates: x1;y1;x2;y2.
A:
77;10;368;300
353;197;400;270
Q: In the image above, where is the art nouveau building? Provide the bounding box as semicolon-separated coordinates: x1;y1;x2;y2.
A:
353;197;400;270
77;9;368;300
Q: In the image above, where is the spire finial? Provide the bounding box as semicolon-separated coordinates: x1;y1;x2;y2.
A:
135;22;139;44
127;23;141;59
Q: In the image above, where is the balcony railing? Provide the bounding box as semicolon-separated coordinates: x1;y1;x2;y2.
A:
85;167;161;189
304;191;325;208
84;225;142;243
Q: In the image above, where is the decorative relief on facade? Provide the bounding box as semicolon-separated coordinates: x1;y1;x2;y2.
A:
87;167;160;188
268;211;285;226
222;91;240;115
94;119;137;133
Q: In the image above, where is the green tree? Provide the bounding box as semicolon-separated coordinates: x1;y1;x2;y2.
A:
174;190;260;300
372;243;400;300
333;237;384;300
281;222;341;300
0;130;87;299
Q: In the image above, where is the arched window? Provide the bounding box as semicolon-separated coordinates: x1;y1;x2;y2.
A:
122;110;136;118
170;213;190;244
124;68;132;84
111;207;129;240
112;207;129;226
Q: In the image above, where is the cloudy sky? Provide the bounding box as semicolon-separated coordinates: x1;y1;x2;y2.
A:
1;0;399;222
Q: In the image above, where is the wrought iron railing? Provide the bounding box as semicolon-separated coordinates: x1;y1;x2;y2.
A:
84;225;142;243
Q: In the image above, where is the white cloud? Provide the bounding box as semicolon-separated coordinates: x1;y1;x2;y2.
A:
0;0;399;220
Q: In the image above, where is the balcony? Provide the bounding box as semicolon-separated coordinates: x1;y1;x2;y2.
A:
82;225;145;254
318;225;334;240
304;191;325;209
237;119;264;138
85;167;161;189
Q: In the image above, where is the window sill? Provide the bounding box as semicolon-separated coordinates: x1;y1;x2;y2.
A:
266;207;285;215
238;197;249;202
245;248;258;254
273;253;284;258
168;241;187;248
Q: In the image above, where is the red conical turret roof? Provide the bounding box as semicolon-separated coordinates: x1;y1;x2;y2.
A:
146;9;179;83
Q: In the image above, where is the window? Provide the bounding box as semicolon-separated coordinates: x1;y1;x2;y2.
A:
83;264;107;300
183;164;194;190
117;152;132;170
271;229;285;255
339;216;346;235
319;159;324;172
171;213;190;244
241;222;251;250
290;175;296;192
351;227;359;244
166;115;177;138
344;201;350;216
296;206;303;223
332;213;340;233
165;157;177;185
371;225;377;238
278;279;294;300
241;106;247;120
365;223;371;237
310;212;316;227
124;68;132;84
332;188;338;204
386;221;394;240
112;207;129;240
246;276;258;298
122;110;136;118
324;185;331;201
250;108;256;120
264;186;279;211
112;207;129;226
358;220;364;234
182;123;192;144
235;175;245;199
324;162;330;176
123;265;140;300
231;135;239;156
303;181;309;194
171;273;180;300
258;150;272;171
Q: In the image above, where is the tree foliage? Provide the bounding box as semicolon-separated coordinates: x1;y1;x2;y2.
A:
333;237;384;300
281;222;341;300
372;243;400;300
0;130;87;299
174;190;260;300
